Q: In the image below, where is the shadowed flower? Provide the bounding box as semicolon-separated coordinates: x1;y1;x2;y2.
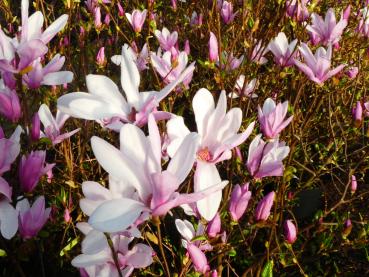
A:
0;81;21;122
254;191;275;221
0;177;18;239
284;219;297;243
285;0;309;22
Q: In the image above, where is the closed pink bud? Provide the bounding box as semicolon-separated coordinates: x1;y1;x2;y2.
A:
208;31;219;62
0;87;21;122
187;243;210;274
117;1;124;17
211;270;218;277
284;219;297;244
64;208;71;223
184;40;190;55
171;0;177;10
96;47;106;67
93;7;102;29
351;175;357;193
207;213;221;237
19;151;47;193
17;196;51;239
234;146;243;162
342;218;352;237
254;191;275;221
31;113;40;141
343;5;351;21
104;14;111;25
229;183;251;221
352;101;363;126
221;1;237;24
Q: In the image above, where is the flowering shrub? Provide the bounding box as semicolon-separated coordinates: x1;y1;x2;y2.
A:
0;0;369;276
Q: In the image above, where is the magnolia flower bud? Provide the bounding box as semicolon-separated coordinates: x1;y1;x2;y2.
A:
342;218;352;238
254;191;275;221
284;219;297;244
352;101;363;127
187;243;210;274
207;212;221;237
31;113;40;141
19;151;47;193
208;32;219;62
229;183;251;221
96;47;107;67
351;175;357;193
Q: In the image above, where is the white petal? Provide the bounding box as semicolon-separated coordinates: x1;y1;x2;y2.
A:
27;11;44;41
167;133;199;184
81;230;108;255
42;71;73;85
38;103;58;130
71;251;110;268
192;88;214;137
175;219;195;241
194;161;223;221
88;198;146;232
0;200;18;239
41;14;68;44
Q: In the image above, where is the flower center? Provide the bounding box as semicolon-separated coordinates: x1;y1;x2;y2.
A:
197;147;212;162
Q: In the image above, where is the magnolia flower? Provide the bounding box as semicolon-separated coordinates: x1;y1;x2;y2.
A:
352;101;363;126
251;40;269;64
190;11;203;26
0;81;21;122
218;52;244;71
119;42;149;71
284;219;297;243
87;115;228;233
258;98;293;139
31;113;41;141
351;175;357;193
58;44;195;131
345;66;359;79
187;243;210;274
93;7;102;29
0;177;18;239
22;54;73;89
175;219;211;250
229;75;257;98
306;8;347;47
254;191;275;221
0;0;68;73
0;125;22;175
268;32;297;67
285;0;309;22
229;183;252;221
72;224;153;276
154;27;178;51
38;104;79;145
166;89;254;220
247;134;290;179
357;7;369;37
126;9;147;33
221;1;238;24
208;32;219;62
207;213;221;237
151;49;194;89
16;196;50;239
294;43;345;85
96;47;106;67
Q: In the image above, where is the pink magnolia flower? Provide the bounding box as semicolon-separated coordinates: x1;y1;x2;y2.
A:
208;32;219;62
72;224;152;276
229;75;257;99
0;81;21;122
117;1;125;17
285;0;309;22
58;44;195;131
93;6;102;29
268;32;297;67
221;1;238;24
229;183;252;221
0;0;68;73
0;125;22;175
38;104;79;145
17;196;51;239
247;135;290;179
31;112;41;141
126;9;147;33
0;177;18;239
154;27;178;51
22;54;73;89
284;219;297;243
96;47;106;67
218;52;244;70
351;175;357;193
294;43;345;85
357;7;369;37
258;98;293;139
306;8;347;47
250;40;269;64
352;101;363;126
190;11;203;26
166;89;254;220
343;5;351;21
86;115;227;233
187;243;210;274
345;66;359;79
18;151;54;193
207;212;221;237
151;49;194;89
254;191;275;221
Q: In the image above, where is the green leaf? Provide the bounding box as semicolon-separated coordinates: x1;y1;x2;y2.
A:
60;237;79;256
0;249;7;257
261;260;273;277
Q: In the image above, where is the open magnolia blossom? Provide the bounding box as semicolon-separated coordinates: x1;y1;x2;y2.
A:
229;75;257;99
57;44;195;131
154;27;178;51
166;89;254;220
86;115;228;233
0;125;22;175
0;177;18;239
268;32;297;67
294;43;345;85
72;223;153;277
38;104;80;145
306;8;347;47
0;0;68;73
